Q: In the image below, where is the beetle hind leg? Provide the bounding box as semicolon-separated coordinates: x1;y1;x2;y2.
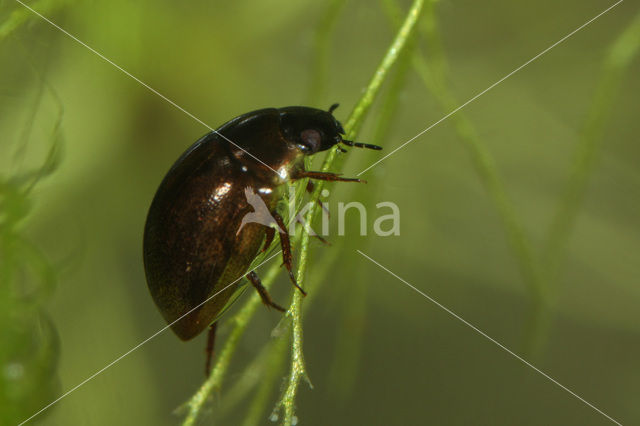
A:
261;226;276;252
204;322;217;377
246;271;286;312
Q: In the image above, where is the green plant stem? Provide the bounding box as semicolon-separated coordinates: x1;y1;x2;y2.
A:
240;248;341;425
343;1;424;140
307;0;347;105
195;250;340;425
214;337;281;420
275;1;425;424
0;0;71;42
543;11;640;284
182;1;424;423
242;335;289;426
327;22;414;399
240;246;346;425
181;261;281;426
417;1;544;299
530;11;640;354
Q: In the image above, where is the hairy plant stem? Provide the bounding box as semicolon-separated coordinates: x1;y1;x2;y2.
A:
182;1;424;424
275;1;425;424
327;17;414;399
235;246;341;425
181;261;282;426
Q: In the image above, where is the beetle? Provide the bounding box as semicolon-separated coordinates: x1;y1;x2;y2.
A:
143;104;381;374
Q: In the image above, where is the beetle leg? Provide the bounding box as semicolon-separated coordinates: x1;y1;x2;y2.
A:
306;181;331;218
295;216;331;246
311;232;331;246
204;322;217;377
273;212;307;296
262;226;276;252
246;271;285;312
304;181;331;246
297;170;366;184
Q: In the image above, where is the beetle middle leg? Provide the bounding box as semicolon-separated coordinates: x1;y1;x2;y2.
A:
273;212;307;296
246;271;285;312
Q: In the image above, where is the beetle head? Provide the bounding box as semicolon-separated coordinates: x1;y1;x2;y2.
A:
278;105;381;154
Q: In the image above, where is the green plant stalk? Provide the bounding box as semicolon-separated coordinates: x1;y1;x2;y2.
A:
238;248;341;425
307;0;347;105
181;260;282;426
403;4;640;357
183;1;424;423
0;0;71;42
225;245;343;424
215;245;341;424
212;332;284;421
544;11;640;284
275;1;425;424
276;228;312;426
530;11;640;354
208;0;353;417
181;236;312;425
179;172;327;424
327;27;414;400
242;335;289;426
409;0;544;301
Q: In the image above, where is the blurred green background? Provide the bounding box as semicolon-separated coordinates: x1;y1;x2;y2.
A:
1;0;639;425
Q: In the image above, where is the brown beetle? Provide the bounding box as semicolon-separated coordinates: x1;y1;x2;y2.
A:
143;105;380;373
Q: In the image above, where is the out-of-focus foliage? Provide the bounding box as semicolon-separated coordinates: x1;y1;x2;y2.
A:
2;0;640;425
0;73;63;424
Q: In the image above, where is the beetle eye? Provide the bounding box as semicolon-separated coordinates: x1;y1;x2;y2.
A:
300;129;322;153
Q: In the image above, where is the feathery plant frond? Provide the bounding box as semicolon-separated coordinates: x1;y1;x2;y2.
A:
0;73;64;425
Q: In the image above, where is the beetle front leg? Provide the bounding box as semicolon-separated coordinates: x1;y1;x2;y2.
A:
272;212;307;296
297;170;366;183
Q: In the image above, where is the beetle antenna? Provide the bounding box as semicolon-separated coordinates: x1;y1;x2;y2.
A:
341;139;382;150
328;103;340;114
